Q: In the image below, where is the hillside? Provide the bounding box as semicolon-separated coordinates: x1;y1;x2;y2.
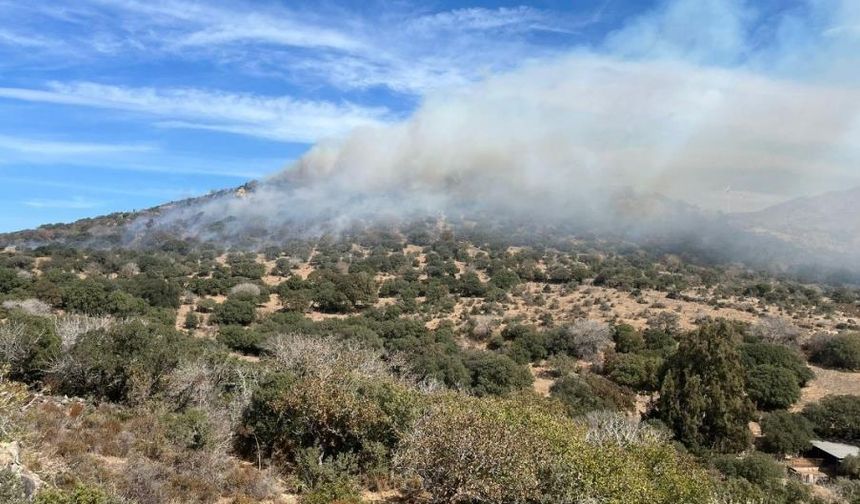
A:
0;183;258;249
2;218;860;503
733;187;860;267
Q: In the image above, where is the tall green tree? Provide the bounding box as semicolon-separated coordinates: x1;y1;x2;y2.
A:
657;320;754;453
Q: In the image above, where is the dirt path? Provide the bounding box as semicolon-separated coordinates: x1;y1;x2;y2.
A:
175;303;193;331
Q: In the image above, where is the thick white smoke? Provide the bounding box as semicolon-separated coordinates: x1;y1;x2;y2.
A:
143;0;860;269
280;55;860;215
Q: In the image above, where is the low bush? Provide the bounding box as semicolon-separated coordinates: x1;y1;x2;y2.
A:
612;324;644;353
213;298;256;326
0;469;26;504
0;313;61;383
802;395;860;443
217;326;265;354
604;352;662;391
840;455;860;479
811;333;860;371
550;373;634;417
740;341;814;386
33;484;122;504
395;394;713;504
711;452;784;487
745;364;801;410
545;320;612;360
463;351;533;397
184;311;200;330
759;411;814;455
237;344;423;479
52;320;194;402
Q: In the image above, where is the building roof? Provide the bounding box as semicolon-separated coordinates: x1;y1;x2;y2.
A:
811;440;860;460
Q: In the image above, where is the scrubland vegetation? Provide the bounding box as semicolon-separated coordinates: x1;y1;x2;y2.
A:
1;222;859;503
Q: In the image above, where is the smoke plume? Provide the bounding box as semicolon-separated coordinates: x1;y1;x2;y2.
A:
142;0;860;271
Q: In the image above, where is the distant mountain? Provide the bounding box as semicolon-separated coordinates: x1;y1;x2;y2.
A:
730;187;860;270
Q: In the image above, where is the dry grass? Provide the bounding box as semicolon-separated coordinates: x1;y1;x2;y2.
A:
792;365;860;411
528;363;554;398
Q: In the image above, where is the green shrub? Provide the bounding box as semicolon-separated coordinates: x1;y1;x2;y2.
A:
613;324;644;353
238;369;421;475
464;351;533;397
128;275;182;309
740;341;814;386
759;411;814;455
228;257;266;279
164;408;215;450
803;395;860;442
309;271;377;313
105;291;147;317
213;298;256;326
280;288;313;312
217;325;264;353
714;475;811;504
550;373;633;417
712;452;784;487
55;320;193;402
604;352;662;391
0;267;27;295
60;278;111;315
500;324;546;363
0;313;61;383
457;272;486;297
195;298;217;313
643;328;676;352
833;479;860;503
301;479;362;504
489;269;520;290
811;333;860;371
840;455;860;479
745;364;801;410
33;484;121;504
395;394;713;504
405;345;470;389
184;311;200;330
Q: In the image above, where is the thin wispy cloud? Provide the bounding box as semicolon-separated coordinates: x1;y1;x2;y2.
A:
0;82;392;143
0;175;204;200
23;196;103;209
0;29;57;48
0;133;281;178
406;6;564;33
0;134;154;155
0;1;596;95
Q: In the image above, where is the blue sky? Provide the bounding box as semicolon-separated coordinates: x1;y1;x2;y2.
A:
0;0;853;231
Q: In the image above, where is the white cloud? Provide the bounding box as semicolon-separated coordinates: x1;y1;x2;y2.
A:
0;29;57;48
0;133;283;178
0;1;597;95
0;134;154;155
0;82;392;143
23;196;103;209
0;175;205;199
406;6;561;33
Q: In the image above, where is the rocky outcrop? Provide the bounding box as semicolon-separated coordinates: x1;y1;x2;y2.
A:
0;441;43;498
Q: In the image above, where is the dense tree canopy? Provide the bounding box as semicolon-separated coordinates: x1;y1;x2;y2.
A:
657;320;754;452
